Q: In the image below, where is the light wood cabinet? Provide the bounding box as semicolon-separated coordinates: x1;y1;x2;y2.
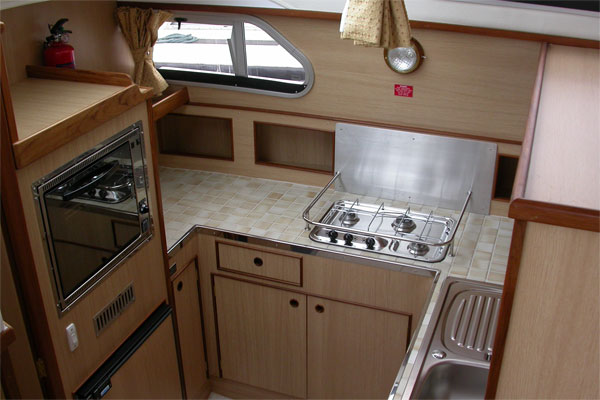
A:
197;235;434;399
101;314;181;399
213;276;307;398
172;258;209;399
307;297;410;399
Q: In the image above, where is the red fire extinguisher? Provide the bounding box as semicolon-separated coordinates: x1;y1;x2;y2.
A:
43;18;75;68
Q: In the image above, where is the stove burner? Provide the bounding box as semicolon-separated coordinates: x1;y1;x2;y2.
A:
392;216;417;233
341;211;360;226
407;242;429;256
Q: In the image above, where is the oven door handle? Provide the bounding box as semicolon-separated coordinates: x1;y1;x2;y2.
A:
62;160;120;201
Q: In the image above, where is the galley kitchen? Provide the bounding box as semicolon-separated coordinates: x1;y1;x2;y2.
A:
0;0;598;399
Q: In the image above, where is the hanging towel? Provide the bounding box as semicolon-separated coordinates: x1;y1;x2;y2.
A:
340;0;412;48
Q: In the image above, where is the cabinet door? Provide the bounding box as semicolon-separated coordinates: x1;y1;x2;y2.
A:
307;297;410;399
104;314;181;399
213;276;306;398
173;260;209;398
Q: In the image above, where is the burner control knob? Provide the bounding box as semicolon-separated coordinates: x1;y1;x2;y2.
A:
99;189;108;199
139;199;149;214
343;233;353;246
328;230;338;243
366;237;376;250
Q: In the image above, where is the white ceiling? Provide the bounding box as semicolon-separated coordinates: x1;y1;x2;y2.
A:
2;0;598;40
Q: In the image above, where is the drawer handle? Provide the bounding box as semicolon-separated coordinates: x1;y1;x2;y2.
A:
315;304;325;313
253;257;263;267
289;299;299;308
177;281;183;291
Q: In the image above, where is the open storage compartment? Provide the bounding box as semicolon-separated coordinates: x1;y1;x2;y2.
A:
157;114;233;160
254;122;334;174
493;154;519;201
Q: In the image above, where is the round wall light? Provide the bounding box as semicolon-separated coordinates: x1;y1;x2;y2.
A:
384;38;425;74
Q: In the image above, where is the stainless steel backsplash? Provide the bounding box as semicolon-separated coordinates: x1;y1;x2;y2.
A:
334;123;497;215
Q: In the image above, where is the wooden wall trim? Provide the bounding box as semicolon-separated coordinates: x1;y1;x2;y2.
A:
511;43;548;200
144;100;187;397
411;21;599;49
12;84;153;168
1;40;19;147
116;2;600;49
509;199;600;232
189;102;522;146
26;65;134;87
485;219;527;399
116;2;341;20
152;87;190;121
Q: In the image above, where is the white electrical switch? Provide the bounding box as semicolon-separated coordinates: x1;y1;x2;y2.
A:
66;323;79;351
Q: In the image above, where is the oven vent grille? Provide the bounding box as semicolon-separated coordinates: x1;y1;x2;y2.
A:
93;284;135;336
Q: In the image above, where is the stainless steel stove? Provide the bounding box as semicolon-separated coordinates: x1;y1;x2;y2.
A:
304;173;470;263
50;160;134;204
302;123;497;263
309;200;456;262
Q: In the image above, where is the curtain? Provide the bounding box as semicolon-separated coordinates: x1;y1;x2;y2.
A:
116;7;172;95
340;0;411;48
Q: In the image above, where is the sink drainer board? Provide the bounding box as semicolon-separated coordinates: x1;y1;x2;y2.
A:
444;290;501;361
403;277;502;400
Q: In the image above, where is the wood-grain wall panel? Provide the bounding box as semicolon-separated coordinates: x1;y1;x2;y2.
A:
187;17;541;142
495;222;599;399
0;1;134;85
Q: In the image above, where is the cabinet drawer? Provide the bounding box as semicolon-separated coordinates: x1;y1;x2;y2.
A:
216;242;302;286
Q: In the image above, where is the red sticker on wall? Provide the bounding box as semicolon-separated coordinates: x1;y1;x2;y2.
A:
394;84;413;97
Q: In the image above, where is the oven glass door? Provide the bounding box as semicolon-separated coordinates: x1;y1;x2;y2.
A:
35;122;151;314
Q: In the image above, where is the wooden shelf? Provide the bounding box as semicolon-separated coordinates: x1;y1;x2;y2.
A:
10;66;153;169
157;113;233;160
152;86;189;121
493;154;519;201
254;122;334;174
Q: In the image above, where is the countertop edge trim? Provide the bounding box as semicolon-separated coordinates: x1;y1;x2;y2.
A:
167;225;440;280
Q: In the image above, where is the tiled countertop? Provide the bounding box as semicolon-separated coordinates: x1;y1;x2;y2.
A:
159;166;513;398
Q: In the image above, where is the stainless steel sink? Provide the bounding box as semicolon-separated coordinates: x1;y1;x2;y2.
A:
406;277;502;399
415;363;489;399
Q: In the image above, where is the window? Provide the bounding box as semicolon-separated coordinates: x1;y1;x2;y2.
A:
153;13;314;98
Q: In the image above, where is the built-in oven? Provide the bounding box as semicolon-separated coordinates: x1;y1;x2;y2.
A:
33;121;152;315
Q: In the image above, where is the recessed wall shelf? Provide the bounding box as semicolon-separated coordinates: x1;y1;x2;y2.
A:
493;154;519;200
254;122;334;174
157;114;234;161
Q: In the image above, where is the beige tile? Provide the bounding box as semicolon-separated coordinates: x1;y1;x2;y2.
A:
253;220;273;230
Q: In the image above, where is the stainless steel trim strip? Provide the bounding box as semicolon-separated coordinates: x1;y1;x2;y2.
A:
167;225;440;279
